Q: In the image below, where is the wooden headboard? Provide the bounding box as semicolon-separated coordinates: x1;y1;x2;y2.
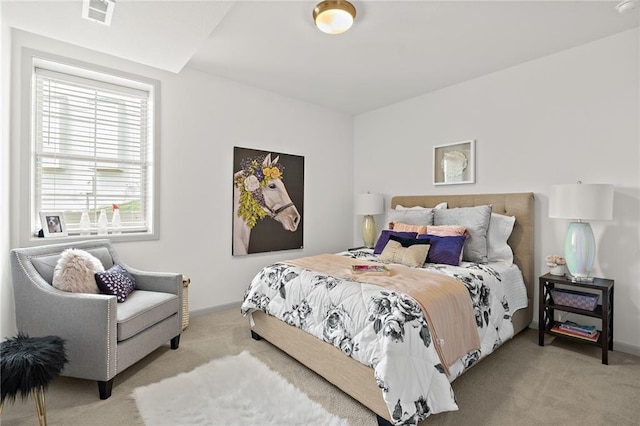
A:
391;192;535;332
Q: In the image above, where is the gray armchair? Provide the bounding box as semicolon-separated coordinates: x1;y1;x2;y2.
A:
10;239;182;399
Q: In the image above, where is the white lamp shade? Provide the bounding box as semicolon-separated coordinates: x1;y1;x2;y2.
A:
355;193;384;216
549;184;613;220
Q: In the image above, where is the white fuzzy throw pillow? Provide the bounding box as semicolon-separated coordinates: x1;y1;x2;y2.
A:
52;248;105;293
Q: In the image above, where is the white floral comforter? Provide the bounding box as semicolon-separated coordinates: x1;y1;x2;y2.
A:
240;249;522;425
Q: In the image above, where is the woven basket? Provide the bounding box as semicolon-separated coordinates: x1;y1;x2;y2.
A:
182;278;191;330
551;288;598;311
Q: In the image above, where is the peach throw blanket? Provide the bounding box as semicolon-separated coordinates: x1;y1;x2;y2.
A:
282;254;480;375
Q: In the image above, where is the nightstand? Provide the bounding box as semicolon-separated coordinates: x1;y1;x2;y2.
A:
538;273;614;364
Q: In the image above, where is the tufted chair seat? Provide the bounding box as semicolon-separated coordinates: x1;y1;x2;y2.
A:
10;239;182;399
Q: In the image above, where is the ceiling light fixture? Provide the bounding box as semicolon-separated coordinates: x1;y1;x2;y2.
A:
82;0;116;26
313;0;356;35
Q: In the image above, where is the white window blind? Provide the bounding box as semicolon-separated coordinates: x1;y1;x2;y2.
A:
33;64;154;236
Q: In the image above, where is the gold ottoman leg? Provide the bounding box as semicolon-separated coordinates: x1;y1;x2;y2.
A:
33;386;47;426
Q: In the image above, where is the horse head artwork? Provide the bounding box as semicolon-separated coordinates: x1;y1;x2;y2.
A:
233;153;301;255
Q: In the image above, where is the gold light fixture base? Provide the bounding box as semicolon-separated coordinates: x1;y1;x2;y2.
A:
313;0;356;35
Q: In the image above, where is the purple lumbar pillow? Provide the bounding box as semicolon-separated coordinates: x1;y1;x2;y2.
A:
418;234;466;266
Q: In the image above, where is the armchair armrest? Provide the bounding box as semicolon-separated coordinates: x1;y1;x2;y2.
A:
110;250;182;295
127;267;182;295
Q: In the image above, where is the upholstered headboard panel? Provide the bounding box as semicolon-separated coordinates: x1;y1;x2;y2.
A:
390;192;535;331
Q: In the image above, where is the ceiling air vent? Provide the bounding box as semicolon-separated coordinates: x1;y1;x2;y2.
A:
82;0;116;26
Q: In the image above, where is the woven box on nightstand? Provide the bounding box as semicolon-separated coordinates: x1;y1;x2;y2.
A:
551;288;598;311
182;278;191;330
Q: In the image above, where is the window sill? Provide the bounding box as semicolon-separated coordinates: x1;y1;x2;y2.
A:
28;232;158;246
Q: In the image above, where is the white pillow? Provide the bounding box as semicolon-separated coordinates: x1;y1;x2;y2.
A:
395;202;447;210
487;213;516;264
52;248;104;293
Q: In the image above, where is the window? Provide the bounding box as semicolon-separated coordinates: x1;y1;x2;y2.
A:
30;56;158;239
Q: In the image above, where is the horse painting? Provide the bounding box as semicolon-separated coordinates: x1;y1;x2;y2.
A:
233;152;301;255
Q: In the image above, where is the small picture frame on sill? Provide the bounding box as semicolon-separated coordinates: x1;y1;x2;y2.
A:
433;140;475;185
40;212;68;238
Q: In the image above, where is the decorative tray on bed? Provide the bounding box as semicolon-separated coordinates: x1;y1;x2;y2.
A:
351;264;391;275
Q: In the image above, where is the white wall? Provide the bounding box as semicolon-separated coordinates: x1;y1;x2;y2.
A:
0;3;12;338
354;29;640;354
1;29;354;337
3;25;638;355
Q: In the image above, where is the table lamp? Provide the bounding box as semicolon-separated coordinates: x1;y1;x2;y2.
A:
549;182;613;282
355;193;384;248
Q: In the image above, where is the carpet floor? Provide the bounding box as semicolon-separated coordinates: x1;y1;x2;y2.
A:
1;307;639;425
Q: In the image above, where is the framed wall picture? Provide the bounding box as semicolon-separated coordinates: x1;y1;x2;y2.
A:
40;212;68;237
433;140;475;185
232;147;304;256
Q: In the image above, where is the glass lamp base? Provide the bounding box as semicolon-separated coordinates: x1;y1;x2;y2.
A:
362;215;377;248
564;221;596;283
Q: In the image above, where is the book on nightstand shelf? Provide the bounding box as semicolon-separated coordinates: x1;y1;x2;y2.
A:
558;321;597;336
351;264;390;275
551;323;600;342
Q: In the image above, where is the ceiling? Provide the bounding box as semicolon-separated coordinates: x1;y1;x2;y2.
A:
2;1;639;115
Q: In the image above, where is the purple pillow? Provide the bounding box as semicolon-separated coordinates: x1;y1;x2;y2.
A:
418;234;466;266
374;230;418;254
95;264;136;303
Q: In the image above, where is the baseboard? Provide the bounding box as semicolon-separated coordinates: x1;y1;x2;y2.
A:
611;341;640;357
529;320;640;357
190;309;640;356
190;301;242;318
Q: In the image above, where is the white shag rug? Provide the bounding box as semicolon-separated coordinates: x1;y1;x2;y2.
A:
133;351;348;425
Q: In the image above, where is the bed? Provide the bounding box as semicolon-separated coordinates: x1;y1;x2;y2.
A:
241;193;534;424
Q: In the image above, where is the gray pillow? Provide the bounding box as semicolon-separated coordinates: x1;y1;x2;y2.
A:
31;247;113;285
433;205;492;263
385;209;434;227
31;254;63;285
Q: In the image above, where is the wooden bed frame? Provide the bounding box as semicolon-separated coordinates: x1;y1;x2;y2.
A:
250;192;535;423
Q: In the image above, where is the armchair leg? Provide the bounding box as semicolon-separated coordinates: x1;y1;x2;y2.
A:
170;335;180;350
98;379;113;400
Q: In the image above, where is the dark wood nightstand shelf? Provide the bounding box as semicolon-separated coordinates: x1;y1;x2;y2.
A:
538;273;614;364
